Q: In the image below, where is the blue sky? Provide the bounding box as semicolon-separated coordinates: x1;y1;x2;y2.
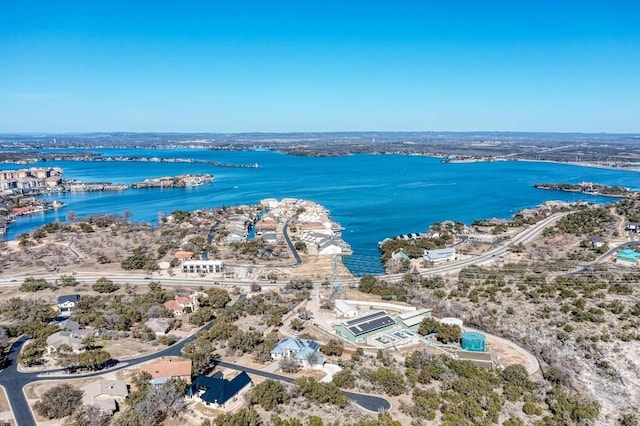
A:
1;1;639;133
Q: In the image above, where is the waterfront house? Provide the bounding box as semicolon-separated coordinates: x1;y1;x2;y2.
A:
57;294;81;317
140;356;192;384
261;232;278;245
270;338;325;369
254;219;277;236
224;232;245;243
318;239;343;255
391;249;411;262
80;379;128;415
187;371;252;411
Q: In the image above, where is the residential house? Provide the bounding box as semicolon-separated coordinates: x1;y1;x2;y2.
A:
81;379;128;415
187;372;252;411
140;356;193;384
57;318;81;332
318;239;343;255
625;222;640;233
588;236;605;248
261;233;278;245
46;331;86;354
57;294;81;317
270;338;325;369
616;249;640;266
390;249;410;262
164;295;198;315
174;250;194;260
254;219;277;236
144;318;173;336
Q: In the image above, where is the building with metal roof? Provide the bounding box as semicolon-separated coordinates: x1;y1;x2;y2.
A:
270;338;325;369
395;308;432;331
333;311;397;343
423;248;457;263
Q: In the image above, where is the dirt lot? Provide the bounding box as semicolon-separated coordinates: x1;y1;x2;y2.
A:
0;386;14;425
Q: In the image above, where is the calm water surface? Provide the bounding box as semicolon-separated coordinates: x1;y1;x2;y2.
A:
6;149;640;275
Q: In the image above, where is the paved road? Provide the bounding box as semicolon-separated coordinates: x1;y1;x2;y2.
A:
0;212;570;290
282;219;302;265
217;360;391;412
381;212;571;282
0;319;390;424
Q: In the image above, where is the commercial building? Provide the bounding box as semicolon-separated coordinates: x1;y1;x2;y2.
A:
182;260;224;274
395;308;432;332
333;311;396;343
423;248;457;263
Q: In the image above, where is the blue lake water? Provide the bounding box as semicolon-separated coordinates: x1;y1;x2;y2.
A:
5;148;640;275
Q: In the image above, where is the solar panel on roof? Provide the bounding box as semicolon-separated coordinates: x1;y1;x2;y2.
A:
346;314;396;336
345;311;386;326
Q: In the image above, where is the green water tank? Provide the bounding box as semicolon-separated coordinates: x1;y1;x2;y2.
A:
461;331;486;352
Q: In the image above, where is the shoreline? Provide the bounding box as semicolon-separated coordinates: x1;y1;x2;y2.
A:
513;158;640;174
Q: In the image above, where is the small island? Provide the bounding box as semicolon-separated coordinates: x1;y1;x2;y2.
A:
534;182;638;198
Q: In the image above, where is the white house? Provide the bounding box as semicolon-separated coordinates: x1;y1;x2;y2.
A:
270;338;325;369
57;294;81;317
318;239;343;255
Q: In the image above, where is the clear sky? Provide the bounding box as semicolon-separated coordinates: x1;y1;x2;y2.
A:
1;0;639;133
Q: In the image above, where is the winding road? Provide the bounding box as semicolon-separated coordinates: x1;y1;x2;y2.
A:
0;211;610;424
0;318;390;425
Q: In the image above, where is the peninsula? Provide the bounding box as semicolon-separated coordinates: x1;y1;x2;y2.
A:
534;182;638;198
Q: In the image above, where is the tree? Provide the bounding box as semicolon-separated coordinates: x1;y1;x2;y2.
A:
70;405;111;426
92;277;120;293
182;337;218;375
249;379;290;410
294;377;348;407
127;371;152;407
34;383;83;419
18;340;45;366
19;277;50;292
205;288;231;309
323;339;344;356
58;275;79;287
78;349;113;370
279;357;300;373
290;319;305;332
213;409;262;426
